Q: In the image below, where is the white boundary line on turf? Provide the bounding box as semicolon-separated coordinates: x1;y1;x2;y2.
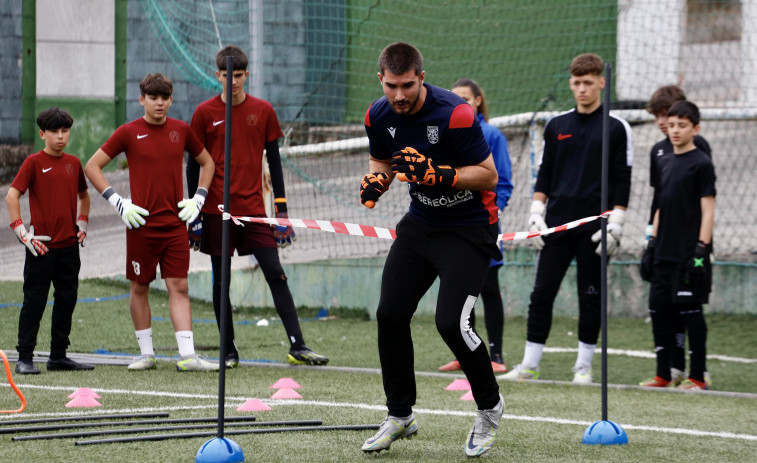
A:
3;384;756;442
543;347;757;364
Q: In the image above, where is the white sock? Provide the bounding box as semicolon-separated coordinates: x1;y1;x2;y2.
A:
576;341;596;368
522;341;545;369
135;328;155;356
175;331;195;358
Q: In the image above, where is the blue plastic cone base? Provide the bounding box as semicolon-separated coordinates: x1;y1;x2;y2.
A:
196;437;245;462
582;420;629;445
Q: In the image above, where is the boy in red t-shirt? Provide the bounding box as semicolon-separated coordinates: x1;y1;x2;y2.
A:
85;73;218;372
6;107;93;374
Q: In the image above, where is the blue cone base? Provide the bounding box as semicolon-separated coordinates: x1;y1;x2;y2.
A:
582;420;628;445
196;437;245;462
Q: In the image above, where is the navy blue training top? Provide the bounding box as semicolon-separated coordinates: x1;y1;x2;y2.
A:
364;83;496;227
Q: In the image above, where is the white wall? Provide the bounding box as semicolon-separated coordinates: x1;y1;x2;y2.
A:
36;0;114;98
616;0;683;101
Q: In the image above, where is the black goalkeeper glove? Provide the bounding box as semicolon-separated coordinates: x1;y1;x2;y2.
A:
640;237;655;282
360;172;389;209
686;241;710;278
390;147;458;187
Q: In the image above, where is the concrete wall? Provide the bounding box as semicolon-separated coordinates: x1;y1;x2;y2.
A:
144;250;757;319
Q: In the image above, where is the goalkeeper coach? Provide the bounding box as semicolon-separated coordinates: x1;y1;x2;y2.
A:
359;42;503;458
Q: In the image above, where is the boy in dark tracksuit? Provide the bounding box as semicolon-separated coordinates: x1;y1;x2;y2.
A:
640;100;715;391
502;53;633;384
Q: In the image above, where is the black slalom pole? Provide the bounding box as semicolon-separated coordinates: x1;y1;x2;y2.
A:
195;56;244;463
582;62;628;446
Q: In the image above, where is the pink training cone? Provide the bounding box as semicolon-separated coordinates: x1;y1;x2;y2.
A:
270;388;302;399
237;399;272;412
68;387;101;399
270;377;301;389
65;396;102;408
459;391;475;401
445;379;471;391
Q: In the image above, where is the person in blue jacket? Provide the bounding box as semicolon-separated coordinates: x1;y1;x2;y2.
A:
438;78;513;374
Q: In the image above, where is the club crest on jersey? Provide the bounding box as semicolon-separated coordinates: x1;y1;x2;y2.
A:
65;163;74;175
247;114;258;126
427;126;439;144
169;130;180;143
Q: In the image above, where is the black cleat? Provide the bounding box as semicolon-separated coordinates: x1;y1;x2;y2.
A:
47;357;95;371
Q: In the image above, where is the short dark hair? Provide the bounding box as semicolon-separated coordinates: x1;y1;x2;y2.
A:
378;42;423;76
36;107;74;131
139;73;173;98
646;85;687;116
452;78;490;121
569;53;604;77
216;45;249;71
667;100;700;126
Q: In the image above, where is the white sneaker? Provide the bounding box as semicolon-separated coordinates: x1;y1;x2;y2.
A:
127;355;158;371
362;414;418;452
571;364;593;384
498;364;539;381
465;394;504;457
175;355;219;372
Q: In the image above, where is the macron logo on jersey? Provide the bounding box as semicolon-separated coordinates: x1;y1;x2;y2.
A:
213;120;224;126
137;134;148;139
42;167;52;173
557;133;572;141
388;127;396;138
657;149;665;157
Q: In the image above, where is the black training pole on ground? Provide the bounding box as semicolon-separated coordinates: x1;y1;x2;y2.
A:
582;62;628;445
196;56;244;463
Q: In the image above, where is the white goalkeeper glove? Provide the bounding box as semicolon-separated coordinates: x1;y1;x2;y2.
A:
76;215;88;247
102;187;149;229
591;208;625;256
11;220;51;257
178;188;207;223
528;200;548;251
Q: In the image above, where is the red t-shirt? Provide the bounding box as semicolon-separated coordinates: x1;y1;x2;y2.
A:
100;117;204;228
11;150;87;248
190;94;283;215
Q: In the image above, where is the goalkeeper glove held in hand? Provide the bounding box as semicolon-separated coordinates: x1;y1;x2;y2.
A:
76;215;88;247
102;187;149;229
360;172;390;208
527;200;548;251
273;199;296;248
178;187;207;223
390;147;458;187
10;220;51;257
188;216;202;251
592;208;625;256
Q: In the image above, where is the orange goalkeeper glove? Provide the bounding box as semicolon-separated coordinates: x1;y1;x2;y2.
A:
390;147;458;187
360;172;390;209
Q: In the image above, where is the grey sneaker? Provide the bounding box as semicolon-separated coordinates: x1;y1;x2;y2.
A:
127;355;158;371
362;414;418;453
571;364;593;384
670;367;686;387
175;354;219;372
465;394;504;457
498;364;539;381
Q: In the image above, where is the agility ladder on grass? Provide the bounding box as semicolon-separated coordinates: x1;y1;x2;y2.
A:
218;206;611;242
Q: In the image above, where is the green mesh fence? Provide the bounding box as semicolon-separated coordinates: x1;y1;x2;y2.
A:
138;0;756;263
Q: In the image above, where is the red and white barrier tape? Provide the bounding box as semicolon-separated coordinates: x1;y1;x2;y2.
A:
218;205;610;242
